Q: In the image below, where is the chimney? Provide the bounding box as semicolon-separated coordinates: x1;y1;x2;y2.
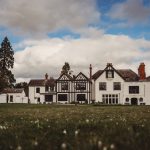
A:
89;64;92;80
107;63;113;67
45;73;48;80
138;63;146;80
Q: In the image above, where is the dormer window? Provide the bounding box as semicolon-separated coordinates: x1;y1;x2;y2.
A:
106;70;114;78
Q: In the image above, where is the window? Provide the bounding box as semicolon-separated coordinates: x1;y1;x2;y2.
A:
76;82;86;90
36;88;40;93
10;95;13;102
77;94;86;101
102;94;119;104
139;97;143;102
58;94;68;101
61;82;68;90
45;95;53;102
126;98;129;102
106;70;114;78
45;85;49;92
114;82;121;90
99;82;106;90
129;86;139;94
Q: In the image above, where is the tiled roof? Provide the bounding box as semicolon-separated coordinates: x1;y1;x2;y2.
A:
29;78;55;86
92;69;139;81
117;69;139;81
3;88;24;93
146;76;150;81
92;70;103;80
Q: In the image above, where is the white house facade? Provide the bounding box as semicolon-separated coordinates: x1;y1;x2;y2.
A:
92;63;150;105
0;88;28;103
28;75;56;104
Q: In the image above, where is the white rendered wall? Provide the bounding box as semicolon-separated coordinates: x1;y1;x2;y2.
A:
29;86;45;103
94;71;124;104
7;91;27;103
0;94;7;103
123;82;145;105
144;82;150;105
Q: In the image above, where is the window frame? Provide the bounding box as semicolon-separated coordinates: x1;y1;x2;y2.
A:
61;82;69;91
113;82;121;90
76;82;86;90
106;70;114;78
99;82;106;90
36;87;40;93
129;86;139;94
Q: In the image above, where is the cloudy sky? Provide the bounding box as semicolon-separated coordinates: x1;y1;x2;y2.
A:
0;0;150;82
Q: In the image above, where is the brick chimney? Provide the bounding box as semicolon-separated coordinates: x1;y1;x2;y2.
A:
89;64;92;80
138;63;146;80
45;73;48;80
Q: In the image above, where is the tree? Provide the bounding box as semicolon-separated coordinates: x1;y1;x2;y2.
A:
0;37;16;92
15;82;28;96
61;62;71;74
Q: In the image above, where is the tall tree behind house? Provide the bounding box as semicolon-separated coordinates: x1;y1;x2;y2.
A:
0;37;16;92
61;62;71;75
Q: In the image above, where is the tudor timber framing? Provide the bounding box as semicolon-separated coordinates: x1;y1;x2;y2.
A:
56;73;92;103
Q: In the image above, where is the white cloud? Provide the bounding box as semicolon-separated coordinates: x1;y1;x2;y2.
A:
108;0;150;25
13;34;150;82
0;0;100;36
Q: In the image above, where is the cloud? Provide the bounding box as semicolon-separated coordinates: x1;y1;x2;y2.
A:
13;34;150;82
0;0;100;36
108;0;150;25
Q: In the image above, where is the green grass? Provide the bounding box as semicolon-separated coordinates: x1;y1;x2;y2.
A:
0;104;150;150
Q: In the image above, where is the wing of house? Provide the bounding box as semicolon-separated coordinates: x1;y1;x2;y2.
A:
92;63;150;105
28;74;56;104
0;88;28;103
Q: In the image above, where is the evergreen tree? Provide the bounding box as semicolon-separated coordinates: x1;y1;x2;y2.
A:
0;37;16;92
61;62;71;74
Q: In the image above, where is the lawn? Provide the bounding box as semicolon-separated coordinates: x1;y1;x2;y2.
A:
0;104;150;150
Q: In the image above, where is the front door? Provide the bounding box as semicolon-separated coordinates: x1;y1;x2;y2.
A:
131;98;138;105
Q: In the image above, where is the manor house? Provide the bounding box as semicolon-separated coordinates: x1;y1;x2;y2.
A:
28;63;150;105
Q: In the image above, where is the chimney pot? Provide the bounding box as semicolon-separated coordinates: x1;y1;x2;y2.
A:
107;63;113;67
45;73;48;80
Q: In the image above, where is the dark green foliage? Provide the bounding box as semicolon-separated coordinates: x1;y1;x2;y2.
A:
15;82;28;96
0;37;16;92
61;62;71;74
0;105;150;150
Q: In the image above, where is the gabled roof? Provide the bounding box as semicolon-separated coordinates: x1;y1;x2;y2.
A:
92;64;139;81
57;73;73;81
29;78;55;86
92;70;103;80
75;72;91;82
2;88;24;94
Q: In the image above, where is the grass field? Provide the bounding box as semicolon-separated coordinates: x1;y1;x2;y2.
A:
0;104;150;150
